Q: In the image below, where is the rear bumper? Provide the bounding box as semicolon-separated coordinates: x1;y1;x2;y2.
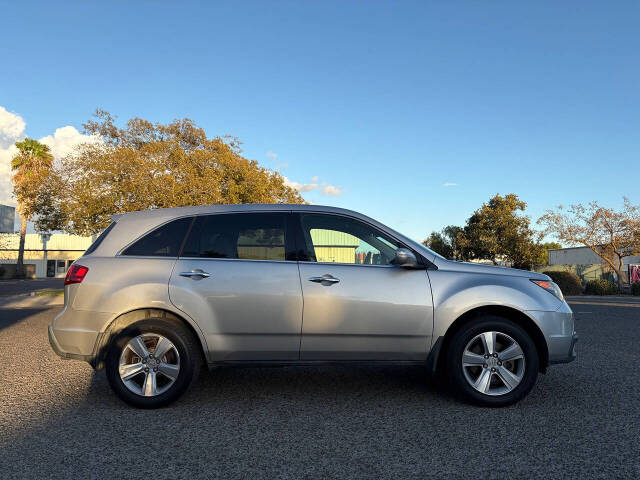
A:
48;304;112;365
48;325;94;362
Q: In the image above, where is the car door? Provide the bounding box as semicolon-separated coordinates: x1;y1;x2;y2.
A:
169;212;303;361
295;212;434;361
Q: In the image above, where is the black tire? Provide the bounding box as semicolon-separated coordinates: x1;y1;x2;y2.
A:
105;318;200;408
445;316;539;407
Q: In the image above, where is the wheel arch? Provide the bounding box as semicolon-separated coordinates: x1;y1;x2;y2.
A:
435;305;549;375
91;308;209;370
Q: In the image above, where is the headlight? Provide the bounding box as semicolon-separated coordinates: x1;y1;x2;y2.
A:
531;279;564;301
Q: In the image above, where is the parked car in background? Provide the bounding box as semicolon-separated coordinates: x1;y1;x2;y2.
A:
49;204;577;408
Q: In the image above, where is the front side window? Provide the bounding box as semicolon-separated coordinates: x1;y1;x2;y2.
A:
181;213;288;261
121;217;193;257
299;214;403;265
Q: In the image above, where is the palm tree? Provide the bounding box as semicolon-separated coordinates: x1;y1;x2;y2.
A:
11;138;54;279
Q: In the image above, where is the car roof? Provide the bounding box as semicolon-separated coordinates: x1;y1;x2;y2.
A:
110;204;366;222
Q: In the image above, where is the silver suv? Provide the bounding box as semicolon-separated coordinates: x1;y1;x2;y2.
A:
49;204;577;408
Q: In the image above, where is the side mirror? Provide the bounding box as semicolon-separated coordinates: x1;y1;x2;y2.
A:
391;248;419;268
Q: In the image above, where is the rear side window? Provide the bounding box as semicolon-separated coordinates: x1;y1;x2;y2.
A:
121;217;193;257
181;213;288;261
85;222;116;255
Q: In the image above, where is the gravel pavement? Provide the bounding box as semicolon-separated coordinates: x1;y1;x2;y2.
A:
0;299;639;479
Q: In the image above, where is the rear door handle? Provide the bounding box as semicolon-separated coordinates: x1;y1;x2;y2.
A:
308;275;340;284
179;270;211;278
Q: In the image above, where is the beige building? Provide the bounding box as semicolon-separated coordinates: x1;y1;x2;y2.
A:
310;229;362;263
0;233;93;279
538;246;640;285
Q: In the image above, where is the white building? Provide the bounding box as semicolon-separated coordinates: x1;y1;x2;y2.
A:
0;233;93;279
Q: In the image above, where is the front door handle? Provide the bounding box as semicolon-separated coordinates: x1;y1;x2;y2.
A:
308;275;340;285
179;270;211;279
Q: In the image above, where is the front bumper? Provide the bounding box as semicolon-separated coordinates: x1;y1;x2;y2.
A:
526;300;577;366
549;332;578;365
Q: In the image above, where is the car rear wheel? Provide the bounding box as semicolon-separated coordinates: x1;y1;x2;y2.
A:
105;318;200;408
445;316;539;407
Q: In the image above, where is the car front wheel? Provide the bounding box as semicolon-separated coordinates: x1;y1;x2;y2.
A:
446;316;539;407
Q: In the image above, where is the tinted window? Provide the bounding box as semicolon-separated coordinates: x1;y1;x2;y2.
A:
299;214;403;265
182;213;287;261
121;217;193;257
85;222;116;255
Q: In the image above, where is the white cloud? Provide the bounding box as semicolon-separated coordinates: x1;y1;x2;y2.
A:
0;143;19;206
283;176;320;192
266;151;277;160
0;107;26;205
283;174;344;196
0;107;26;149
443;182;459;187
0;106;101;206
38;126;101;160
321;185;343;196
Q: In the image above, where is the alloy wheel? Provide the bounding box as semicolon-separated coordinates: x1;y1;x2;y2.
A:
461;331;525;396
118;333;181;397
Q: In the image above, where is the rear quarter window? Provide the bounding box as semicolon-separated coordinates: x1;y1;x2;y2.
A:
84;222;116;255
121;217;193;257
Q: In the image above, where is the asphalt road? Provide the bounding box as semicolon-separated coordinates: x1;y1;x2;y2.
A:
1;300;639;479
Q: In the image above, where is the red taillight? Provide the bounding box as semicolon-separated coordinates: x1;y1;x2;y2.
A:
65;264;89;286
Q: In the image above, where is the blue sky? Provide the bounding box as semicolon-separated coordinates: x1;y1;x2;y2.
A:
1;0;638;241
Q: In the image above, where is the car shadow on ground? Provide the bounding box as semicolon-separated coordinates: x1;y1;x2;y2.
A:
86;361;455;411
0;308;48;333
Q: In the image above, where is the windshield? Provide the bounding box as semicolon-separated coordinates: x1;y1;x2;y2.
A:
421;244;446;260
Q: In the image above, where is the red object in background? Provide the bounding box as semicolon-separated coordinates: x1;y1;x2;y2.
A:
532;280;552;289
64;264;89;286
631;265;640;284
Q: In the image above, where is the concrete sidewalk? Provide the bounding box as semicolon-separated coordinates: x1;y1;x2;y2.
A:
0;278;65;296
0;294;63;309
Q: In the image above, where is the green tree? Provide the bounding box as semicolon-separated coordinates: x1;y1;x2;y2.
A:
11;138;54;278
458;193;543;269
538;198;640;289
34;110;305;235
423;225;463;259
423;231;451;258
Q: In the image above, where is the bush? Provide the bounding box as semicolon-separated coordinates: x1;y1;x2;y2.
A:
632;283;640;296
584;279;618;296
542;271;583;296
